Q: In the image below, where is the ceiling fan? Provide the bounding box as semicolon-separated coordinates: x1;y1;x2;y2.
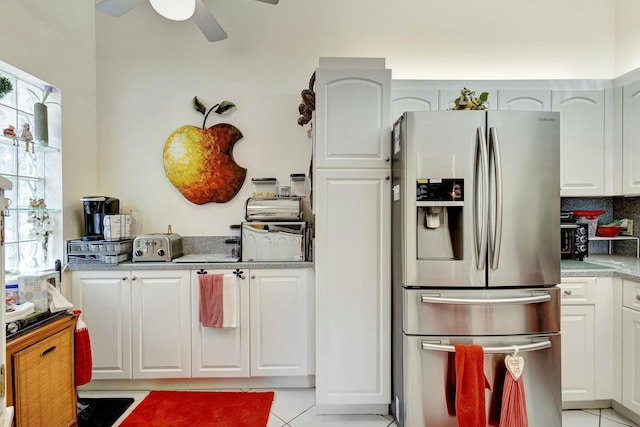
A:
95;0;279;42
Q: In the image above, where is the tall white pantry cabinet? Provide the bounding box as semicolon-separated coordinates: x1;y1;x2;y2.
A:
314;58;391;414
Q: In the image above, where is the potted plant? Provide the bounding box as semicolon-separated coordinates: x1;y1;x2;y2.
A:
0;76;13;100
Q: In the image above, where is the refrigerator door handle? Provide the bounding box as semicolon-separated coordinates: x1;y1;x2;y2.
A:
420;339;552;354
475;127;489;270
420;293;552;305
489;126;503;270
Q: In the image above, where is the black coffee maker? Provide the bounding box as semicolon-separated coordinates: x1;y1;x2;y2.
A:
81;196;120;241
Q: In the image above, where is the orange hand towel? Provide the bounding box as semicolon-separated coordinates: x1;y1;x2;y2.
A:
454;344;490;427
199;274;224;327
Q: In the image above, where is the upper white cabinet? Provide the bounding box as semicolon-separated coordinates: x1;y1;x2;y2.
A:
391;87;438;121
71;270;132;380
131;270;191;379
498;90;551;111
622;80;640;195
314;60;391;169
552;90;607;196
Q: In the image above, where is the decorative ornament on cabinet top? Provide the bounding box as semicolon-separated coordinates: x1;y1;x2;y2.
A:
162;97;246;205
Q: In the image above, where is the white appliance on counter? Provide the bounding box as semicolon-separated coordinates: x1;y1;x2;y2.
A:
391;111;561;426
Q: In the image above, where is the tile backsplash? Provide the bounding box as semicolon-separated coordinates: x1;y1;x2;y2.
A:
561;197;640;257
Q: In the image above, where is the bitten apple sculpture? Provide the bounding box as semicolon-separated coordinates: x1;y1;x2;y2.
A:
163;99;246;205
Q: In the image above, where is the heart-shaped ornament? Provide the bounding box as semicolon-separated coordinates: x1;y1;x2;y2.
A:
505;354;525;380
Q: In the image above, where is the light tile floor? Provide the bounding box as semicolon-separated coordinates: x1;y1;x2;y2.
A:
80;388;640;427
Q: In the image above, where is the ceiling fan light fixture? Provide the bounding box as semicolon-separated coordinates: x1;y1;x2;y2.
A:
149;0;196;21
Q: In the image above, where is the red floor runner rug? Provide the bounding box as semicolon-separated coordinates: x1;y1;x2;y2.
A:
119;390;275;427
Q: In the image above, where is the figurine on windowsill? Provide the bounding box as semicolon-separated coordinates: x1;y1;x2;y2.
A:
19;123;34;152
3;125;16;140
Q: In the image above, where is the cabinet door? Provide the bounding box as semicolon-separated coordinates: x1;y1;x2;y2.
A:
315;67;391;169
191;270;249;377
498;89;551;111
552;90;606;196
71;271;132;379
561;304;595;402
622;307;640;414
391;87;438;122
131;270;191;378
250;269;308;376
314;168;391;411
623;80;640;195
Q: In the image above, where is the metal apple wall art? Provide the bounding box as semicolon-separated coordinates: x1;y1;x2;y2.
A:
163;98;246;205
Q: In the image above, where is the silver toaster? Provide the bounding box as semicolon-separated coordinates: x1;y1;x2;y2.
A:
132;233;183;262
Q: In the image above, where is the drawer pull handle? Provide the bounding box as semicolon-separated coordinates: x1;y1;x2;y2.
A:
41;346;57;358
421;293;551;305
421;339;551;354
564;290;573;296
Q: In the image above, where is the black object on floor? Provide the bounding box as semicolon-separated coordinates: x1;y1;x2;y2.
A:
77;397;135;427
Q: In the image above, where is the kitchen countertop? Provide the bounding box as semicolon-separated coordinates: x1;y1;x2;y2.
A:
65;259;314;271
561;255;640;281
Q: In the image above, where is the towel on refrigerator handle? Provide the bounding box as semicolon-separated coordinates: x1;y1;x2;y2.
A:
454;344;491;427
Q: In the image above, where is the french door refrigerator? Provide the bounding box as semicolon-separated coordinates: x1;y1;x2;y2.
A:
390;110;561;426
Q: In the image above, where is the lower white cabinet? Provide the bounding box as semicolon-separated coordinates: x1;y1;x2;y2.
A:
622;279;640;414
131;270;191;378
71;270;132;380
191;270;250;377
72;267;312;381
560;277;596;402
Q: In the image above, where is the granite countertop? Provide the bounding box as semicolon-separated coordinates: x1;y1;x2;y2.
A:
65;260;314;271
561;255;640;281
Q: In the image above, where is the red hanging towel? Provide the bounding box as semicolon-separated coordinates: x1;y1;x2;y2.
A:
499;349;528;427
199;274;224;327
74;309;93;386
454;344;491;427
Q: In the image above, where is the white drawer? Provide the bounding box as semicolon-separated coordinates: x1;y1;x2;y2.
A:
559;277;596;304
623;279;640;311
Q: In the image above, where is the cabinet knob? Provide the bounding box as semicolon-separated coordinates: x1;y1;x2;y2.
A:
122;277;128;281
251;275;256;280
131;276;137;281
385;176;390;181
385;157;390;162
564;290;572;296
636;294;640;301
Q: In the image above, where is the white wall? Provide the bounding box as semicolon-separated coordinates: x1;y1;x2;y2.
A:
615;0;640;75
0;0;97;245
94;0;619;237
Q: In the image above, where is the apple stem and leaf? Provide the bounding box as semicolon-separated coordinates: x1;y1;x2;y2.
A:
192;97;237;129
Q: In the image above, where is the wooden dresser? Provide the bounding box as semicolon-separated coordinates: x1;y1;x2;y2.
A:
6;314;77;427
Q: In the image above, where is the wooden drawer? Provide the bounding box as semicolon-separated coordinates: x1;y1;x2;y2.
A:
560;277;597;305
623;279;640;311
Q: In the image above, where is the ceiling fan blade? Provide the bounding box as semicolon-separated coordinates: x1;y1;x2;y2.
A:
194;0;228;42
95;0;145;17
254;0;279;4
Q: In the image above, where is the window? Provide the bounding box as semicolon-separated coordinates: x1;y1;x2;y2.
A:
0;63;62;276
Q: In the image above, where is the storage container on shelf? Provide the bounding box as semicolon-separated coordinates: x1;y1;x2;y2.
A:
290;173;308;198
251;178;277;198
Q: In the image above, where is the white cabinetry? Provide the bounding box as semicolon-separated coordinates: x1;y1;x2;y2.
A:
497;90;551;111
315;58;391;414
70;270;132;379
552;90;607;196
622;80;640;195
250;269;308;376
131;270;191;378
391;87;438;121
191;270;249;377
622;279;640;415
560;277;596;402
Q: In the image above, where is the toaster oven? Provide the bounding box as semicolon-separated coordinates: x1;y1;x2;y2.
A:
561;213;588;260
241;222;308;262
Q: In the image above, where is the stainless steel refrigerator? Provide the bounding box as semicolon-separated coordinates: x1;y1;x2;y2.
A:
391;110;561;426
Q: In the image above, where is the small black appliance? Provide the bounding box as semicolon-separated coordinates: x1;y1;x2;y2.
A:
561;211;589;260
81;196;120;241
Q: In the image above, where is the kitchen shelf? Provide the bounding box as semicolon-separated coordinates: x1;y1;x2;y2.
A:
0;134;59;152
590;235;640;258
